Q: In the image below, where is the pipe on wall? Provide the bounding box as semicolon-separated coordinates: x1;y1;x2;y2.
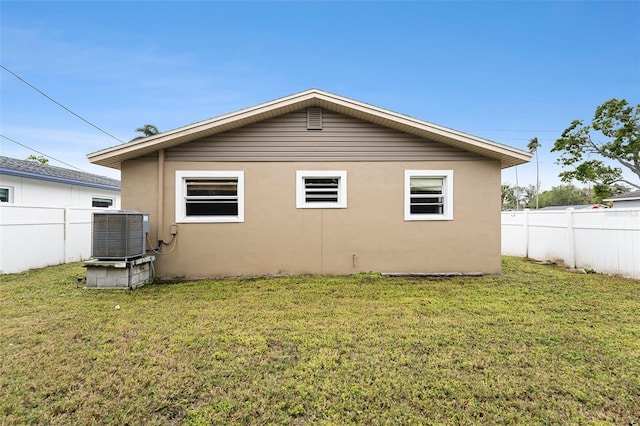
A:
157;149;164;243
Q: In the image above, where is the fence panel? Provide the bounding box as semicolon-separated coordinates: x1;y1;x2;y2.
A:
528;211;571;263
501;212;527;257
0;205;102;274
502;208;640;279
65;208;95;263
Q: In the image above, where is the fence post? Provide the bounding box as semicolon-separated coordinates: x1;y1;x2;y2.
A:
566;208;576;268
64;206;70;263
523;209;530;258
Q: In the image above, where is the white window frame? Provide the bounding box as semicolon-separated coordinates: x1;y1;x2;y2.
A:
296;170;347;209
404;170;453;221
175;170;244;223
92;196;115;208
0;186;13;203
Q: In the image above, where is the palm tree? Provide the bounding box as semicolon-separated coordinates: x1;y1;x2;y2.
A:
527;137;541;209
131;124;159;141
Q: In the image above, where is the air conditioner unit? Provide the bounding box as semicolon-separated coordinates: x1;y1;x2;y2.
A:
91;211;149;260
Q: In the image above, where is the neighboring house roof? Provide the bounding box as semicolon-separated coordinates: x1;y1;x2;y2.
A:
0;156;120;191
603;190;640;202
87;89;532;169
539;204;609;211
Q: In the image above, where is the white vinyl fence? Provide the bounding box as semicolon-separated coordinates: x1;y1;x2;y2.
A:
0;205;102;274
502;208;640;279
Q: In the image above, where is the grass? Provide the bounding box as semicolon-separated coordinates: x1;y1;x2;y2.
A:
1;257;638;425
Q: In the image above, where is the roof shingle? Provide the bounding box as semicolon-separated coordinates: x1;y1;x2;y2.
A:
0;156;120;190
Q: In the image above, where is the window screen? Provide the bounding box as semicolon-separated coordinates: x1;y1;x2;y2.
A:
404;170;453;221
304;177;339;203
185;178;238;216
409;177;444;214
175;171;244;223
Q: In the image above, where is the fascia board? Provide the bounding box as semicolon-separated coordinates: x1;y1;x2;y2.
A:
603;196;640;202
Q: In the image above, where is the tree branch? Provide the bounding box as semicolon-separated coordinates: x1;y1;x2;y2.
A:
612;179;640;190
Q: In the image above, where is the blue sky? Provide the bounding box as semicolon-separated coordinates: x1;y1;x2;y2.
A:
1;1;639;190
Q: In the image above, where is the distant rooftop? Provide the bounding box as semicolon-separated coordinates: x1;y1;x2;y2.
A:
0;156;120;190
538;204;609;211
603;190;640;202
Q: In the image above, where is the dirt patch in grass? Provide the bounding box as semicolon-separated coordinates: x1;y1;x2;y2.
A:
1;257;638;424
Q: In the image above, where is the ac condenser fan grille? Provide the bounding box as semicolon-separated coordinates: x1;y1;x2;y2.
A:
91;212;146;260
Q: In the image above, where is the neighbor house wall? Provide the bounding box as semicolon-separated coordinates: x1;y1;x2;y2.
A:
612;199;640;208
122;159;501;278
0;174;120;208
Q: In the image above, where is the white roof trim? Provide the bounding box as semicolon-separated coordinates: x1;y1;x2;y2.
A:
603;196;640;202
87;89;532;169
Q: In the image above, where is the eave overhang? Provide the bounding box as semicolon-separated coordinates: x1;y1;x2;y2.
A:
88;89;532;169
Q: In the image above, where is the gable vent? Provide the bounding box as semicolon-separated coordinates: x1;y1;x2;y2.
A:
306;107;323;130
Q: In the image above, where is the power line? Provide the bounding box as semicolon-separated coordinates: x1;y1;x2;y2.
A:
0;134;86;171
478;129;562;133
0;64;125;143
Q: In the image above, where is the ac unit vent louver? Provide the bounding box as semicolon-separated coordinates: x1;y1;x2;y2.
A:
307;107;323;130
91;211;149;260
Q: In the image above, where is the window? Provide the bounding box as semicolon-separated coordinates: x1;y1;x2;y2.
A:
404;170;453;221
175;171;244;223
0;187;10;203
92;197;114;208
296;170;347;208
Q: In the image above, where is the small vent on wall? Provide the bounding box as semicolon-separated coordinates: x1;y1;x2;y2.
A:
307;107;323;130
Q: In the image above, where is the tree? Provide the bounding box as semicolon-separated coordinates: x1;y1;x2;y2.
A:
592;183;628;203
26;155;48;164
131;124;159;141
527;137;541;209
501;184;517;210
520;184;538;208
501;183;526;210
552;98;640;191
537;184;592;208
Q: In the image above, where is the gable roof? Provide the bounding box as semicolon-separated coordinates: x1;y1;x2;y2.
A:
603;190;640;202
0;156;120;191
87;89;532;169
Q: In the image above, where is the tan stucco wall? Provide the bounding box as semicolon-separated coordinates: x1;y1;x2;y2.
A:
121;159;501;278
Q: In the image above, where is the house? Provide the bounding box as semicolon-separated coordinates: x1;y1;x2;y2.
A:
603;190;640;208
88;89;531;278
0;156;121;274
0;155;120;208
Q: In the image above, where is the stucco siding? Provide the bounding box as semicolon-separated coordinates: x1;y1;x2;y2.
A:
121;158;158;224
165;109;484;162
123;158;501;278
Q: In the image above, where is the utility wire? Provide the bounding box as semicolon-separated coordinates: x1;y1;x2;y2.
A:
479;129;561;133
0;64;125;143
0;134;86;172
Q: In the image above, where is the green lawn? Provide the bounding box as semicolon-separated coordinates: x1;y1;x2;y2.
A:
1;257;638;425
